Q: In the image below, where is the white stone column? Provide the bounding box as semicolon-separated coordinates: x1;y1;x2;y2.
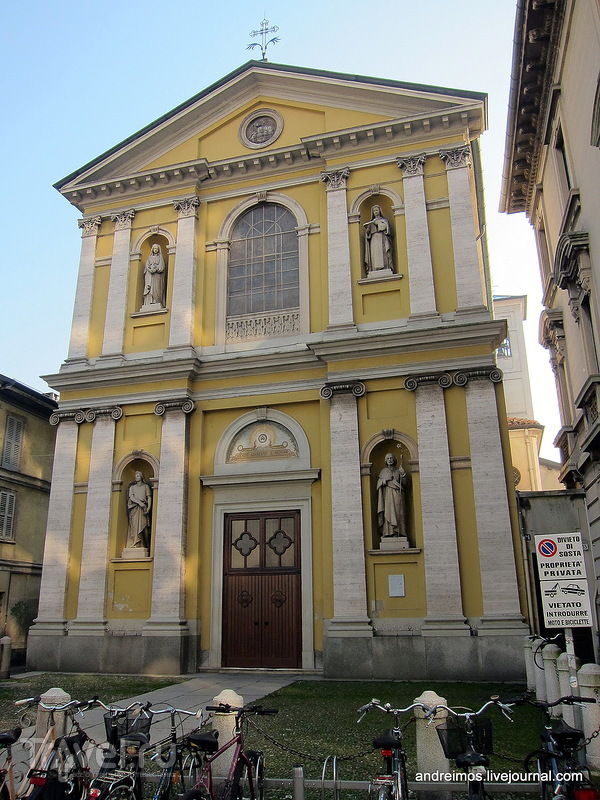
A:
71;407;122;632
67;217;102;361
321;169;355;330
439;146;486;314
101;209;135;358
168;197;199;355
31;412;81;631
320;382;371;632
458;371;524;628
396;155;439;320
145;399;195;629
406;375;466;630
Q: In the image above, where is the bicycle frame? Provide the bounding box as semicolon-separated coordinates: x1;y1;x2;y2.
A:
192;728;253;799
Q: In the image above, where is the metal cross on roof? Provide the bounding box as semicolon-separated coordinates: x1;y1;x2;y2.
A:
247;18;280;61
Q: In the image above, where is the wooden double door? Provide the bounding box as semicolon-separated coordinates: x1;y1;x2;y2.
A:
222;511;301;668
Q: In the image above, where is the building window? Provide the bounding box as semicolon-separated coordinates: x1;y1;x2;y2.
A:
0;490;16;540
2;415;24;471
554;125;572;202
498;337;512;357
227;203;299;317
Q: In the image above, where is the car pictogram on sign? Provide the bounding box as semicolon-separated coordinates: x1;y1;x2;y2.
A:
538;539;558;558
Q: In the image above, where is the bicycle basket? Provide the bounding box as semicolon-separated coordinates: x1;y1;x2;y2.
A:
104;710;151;746
436;717;493;759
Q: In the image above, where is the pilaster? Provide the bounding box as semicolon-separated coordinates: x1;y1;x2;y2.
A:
405;374;466;632
396;155;439;321
168;197;200;356
321;169;356;330
71;406;122;633
101;209;135;359
67;217;102;362
439;146;487;315
320;381;371;633
454;368;525;631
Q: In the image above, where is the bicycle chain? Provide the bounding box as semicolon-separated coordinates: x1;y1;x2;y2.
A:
584;726;600;746
246;716;374;762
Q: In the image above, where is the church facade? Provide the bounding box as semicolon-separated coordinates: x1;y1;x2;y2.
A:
29;62;527;678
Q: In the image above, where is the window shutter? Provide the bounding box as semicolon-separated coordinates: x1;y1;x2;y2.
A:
2;416;24;470
0;491;15;539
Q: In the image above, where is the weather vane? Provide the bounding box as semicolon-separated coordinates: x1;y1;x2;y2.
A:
247;18;280;61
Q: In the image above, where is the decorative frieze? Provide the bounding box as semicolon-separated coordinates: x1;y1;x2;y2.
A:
320;380;366;399
439;145;471;170
396;154;427;177
321;168;350;190
226;312;300;342
404;369;501;391
78;216;102;237
154;398;195;416
110;209;136;230
173;196;200;218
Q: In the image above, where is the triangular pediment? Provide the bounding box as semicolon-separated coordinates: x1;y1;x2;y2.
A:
56;61;486;205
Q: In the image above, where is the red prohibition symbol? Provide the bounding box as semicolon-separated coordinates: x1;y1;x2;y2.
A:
538;539;558;558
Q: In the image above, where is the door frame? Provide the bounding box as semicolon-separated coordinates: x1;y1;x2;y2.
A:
203;473;318;669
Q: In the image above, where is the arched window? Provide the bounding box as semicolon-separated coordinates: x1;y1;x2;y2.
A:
227;203;299;318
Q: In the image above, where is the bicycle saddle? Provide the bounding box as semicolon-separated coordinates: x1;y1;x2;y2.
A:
187;730;219;753
0;728;21;746
549;720;584;750
121;732;150;745
455;749;489;769
373;730;403;750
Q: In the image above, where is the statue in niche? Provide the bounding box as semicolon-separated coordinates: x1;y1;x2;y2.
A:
142;243;166;308
126;470;152;552
376;453;408;539
364;205;394;275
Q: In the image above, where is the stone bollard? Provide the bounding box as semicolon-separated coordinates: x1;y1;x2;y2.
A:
532;640;547;701
542;644;562;716
209;689;243;778
577;663;600;773
414;690;451;800
0;636;11;679
524;637;536;692
557;652;581;727
35;688;71;756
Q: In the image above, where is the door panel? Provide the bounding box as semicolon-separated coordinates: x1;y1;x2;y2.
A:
222;511;301;668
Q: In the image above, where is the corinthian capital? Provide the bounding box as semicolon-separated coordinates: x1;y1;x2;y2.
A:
321;168;350;190
78;216;102;237
174;197;200;218
396;154;427;177
439;146;471;170
111;209;136;230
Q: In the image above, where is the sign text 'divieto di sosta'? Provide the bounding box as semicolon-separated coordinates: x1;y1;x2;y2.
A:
534;533;593;628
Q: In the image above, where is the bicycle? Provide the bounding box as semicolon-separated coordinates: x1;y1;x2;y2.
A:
22;696;96;800
149;705;204;800
0;725;22;800
429;696;513;800
182;702;278;800
356;698;432;800
88;700;153;800
511;693;599;800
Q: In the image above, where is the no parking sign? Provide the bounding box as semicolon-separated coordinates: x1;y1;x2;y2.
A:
534;533;593;628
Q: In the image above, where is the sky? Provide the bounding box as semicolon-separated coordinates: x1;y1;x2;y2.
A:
0;0;561;458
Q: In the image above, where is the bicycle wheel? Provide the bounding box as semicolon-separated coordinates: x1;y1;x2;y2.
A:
229;751;263;800
376;784;395;800
181;789;211;800
106;781;137;800
181;750;202;794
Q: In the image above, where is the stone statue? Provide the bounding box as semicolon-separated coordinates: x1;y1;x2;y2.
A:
126;471;152;551
376;453;407;538
142;243;166;308
364;205;393;274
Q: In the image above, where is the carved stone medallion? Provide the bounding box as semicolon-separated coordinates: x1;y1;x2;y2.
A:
240;109;283;149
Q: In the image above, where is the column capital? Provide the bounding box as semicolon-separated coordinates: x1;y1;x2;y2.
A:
453;368;503;386
396;153;427;177
83;406;123;422
320;380;365;399
174;196;200;218
111;209;136;230
321;168;350;190
78;216;102;237
404;372;452;391
439;145;471;170
49;410;86;426
154;398;195;416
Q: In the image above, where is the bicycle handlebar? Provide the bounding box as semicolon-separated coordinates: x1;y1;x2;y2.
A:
145;704;204;719
205;703;278;716
356;699;432;722
426;696;513;721
505;694;597;709
15;696;98;712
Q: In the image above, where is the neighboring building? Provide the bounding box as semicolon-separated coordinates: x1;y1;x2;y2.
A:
0;376;57;663
493;294;562;491
501;0;600;639
29;61;527;679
